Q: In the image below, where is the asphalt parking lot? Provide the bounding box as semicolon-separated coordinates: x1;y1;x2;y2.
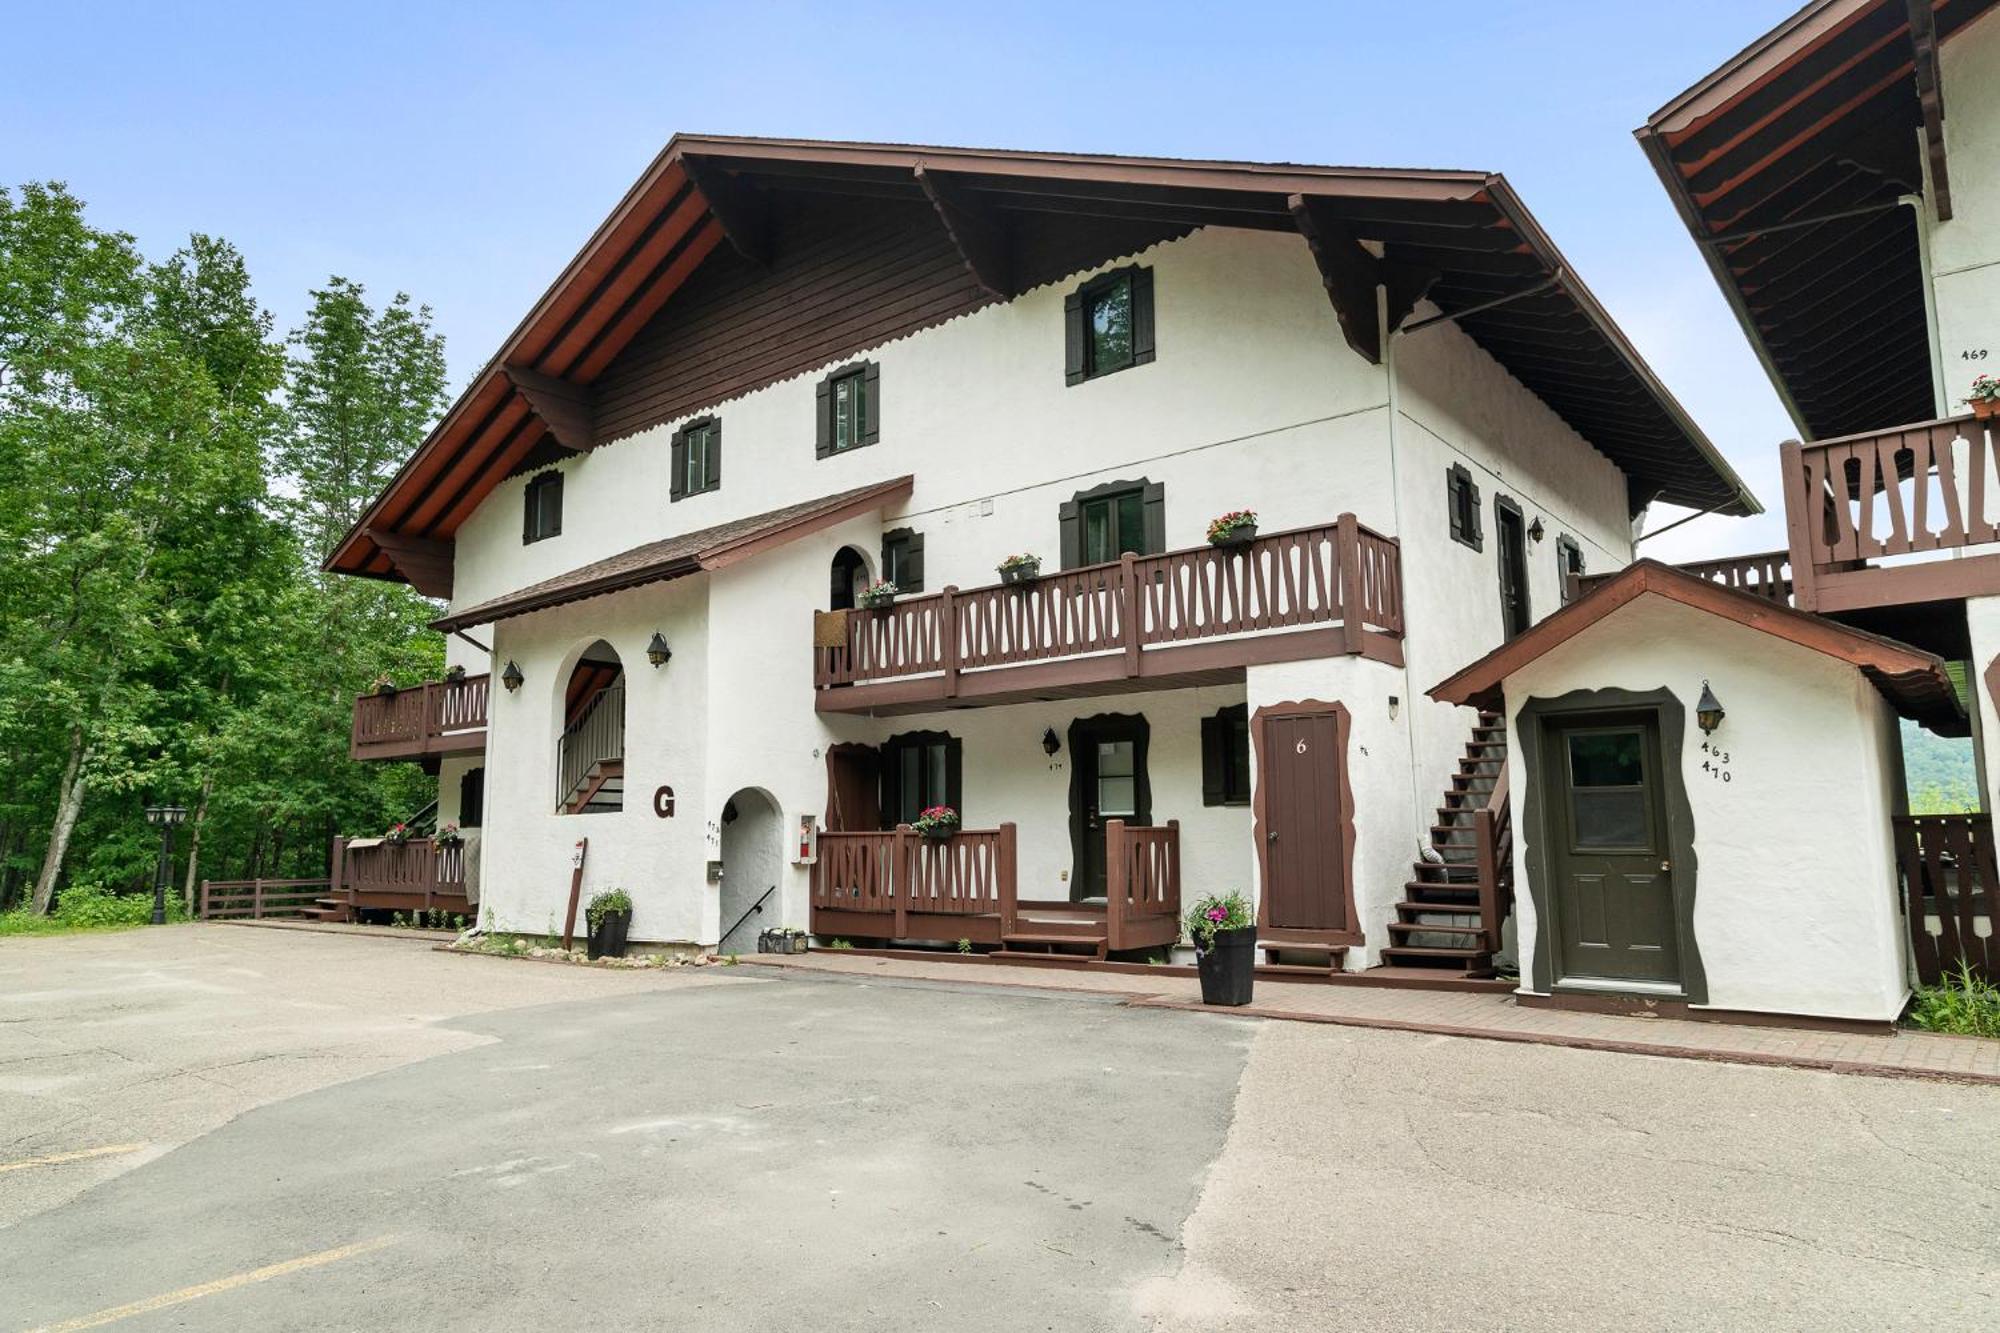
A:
4;925;1997;1330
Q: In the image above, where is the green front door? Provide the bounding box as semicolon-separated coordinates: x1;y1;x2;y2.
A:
1542;714;1681;989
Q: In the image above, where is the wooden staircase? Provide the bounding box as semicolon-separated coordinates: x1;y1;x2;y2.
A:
1380;710;1512;975
564;759;624;814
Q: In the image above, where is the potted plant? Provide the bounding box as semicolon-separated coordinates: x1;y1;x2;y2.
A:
433;821;464;849
1968;374;2000;421
385;821;411;846
910;805;960;841
1206;510;1259;547
857;579;900;612
372;672;398;697
997;553;1042;586
444;663;468;684
585;888;634;960
1185;890;1255;1006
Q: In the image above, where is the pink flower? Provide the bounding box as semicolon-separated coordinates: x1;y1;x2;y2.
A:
1206;907;1226;922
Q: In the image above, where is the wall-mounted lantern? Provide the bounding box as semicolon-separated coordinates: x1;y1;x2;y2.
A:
501;660;525;693
1696;679;1725;734
646;632;673;668
1041;727;1061;757
1527;517;1546;543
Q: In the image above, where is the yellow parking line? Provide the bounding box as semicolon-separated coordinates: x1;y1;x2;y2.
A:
0;1144;147;1174
22;1236;397;1332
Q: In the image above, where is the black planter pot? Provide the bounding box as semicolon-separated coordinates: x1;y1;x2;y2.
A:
1212;524;1257;547
998;563;1040;586
1196;926;1256;1006
587;909;632;960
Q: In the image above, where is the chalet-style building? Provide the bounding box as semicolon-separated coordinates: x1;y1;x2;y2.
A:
1437;0;2000;1024
319;134;1763;990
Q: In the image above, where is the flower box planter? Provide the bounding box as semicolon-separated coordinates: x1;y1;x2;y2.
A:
444;666;468;684
997;559;1042;586
1973;398;1999;422
1205;510;1259;548
1213;524;1257;547
587;909;632;960
375;682;398;698
1196;926;1256;1006
920;825;955;842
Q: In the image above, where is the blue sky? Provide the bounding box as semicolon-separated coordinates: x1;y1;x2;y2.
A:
5;1;1805;559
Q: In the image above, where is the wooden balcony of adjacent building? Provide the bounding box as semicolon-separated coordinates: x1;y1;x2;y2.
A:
813;515;1404;716
350;672;490;762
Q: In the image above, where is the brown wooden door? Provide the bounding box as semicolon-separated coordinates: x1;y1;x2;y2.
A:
824;744;881;833
1542;714;1680;988
1260;709;1350;933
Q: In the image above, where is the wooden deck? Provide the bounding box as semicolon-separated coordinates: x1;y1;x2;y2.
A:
811;820;1181;957
813;516;1403;715
199;839;474;924
350;673;489;761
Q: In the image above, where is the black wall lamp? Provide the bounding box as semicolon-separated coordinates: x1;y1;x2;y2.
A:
1696;679;1725;734
1527;516;1546;542
501;659;524;693
646;632;673;668
1041;727;1061;757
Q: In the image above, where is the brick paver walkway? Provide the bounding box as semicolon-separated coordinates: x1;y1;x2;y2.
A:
742;952;2000;1085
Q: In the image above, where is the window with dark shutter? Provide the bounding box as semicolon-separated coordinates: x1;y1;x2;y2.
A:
459;767;486;828
880;731;962;825
670;417;720;501
817;361;881;458
523;471;563;543
1059;478;1164;569
1447;463;1483;551
882;528;924;592
1200;704;1251;807
1065;266;1155;386
1556;534;1585;605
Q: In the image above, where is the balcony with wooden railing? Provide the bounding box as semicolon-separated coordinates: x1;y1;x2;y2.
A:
814;516;1404;715
811;819;1181;957
350;673;489;761
1781;413;2000;614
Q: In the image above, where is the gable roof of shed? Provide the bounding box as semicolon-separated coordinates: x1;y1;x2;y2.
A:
1429;558;1966;735
327;135;1759;591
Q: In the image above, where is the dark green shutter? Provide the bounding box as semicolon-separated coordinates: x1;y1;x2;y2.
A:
1140;480;1165;555
703;419;720;491
1064;289;1087;385
1130;267;1156;366
862;361;881;444
1059;500;1082;569
1200;714;1225;806
945;736;963;815
670;429;688;502
902;531;924;591
523;478;537;541
815;378;833;459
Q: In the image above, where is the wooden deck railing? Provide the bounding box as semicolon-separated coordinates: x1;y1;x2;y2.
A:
1104;819;1182;953
1782;415;2000;611
814;516;1402;694
198;878;331;920
813;824;1019;939
1893;813;1998;985
335;836;469;911
1473;768;1513;954
1573;550;1793;606
351;673;490;760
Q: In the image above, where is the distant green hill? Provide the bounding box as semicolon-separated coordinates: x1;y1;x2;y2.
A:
1903;719;1980;814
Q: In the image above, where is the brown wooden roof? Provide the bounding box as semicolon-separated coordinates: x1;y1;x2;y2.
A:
1430;558;1966;734
431;475;912;633
329;137;1758;591
1637;0;1998;441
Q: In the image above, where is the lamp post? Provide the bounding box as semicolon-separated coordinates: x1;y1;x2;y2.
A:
144;805;188;925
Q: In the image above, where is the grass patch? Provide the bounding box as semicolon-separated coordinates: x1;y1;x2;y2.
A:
0;884;188;937
1908;961;2000;1039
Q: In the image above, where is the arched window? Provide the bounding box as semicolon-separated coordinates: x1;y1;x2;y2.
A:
558;641;624;813
829;546;869;610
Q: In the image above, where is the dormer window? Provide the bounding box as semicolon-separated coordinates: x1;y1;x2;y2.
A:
670;417;720;502
1065;266;1156;386
523;471;563;544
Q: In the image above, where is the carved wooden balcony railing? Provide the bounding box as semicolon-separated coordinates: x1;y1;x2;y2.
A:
332;836;470;912
350;673;489;761
814;516;1403;712
1782;414;2000;612
1574;550;1793;606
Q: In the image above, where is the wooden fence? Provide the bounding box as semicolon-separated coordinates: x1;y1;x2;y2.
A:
1893;813;1998;984
1104;819;1182;953
198;878;330;920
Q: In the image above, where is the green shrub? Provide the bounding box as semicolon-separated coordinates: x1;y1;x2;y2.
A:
0;884;183;936
585;888;632;933
1908;961;2000;1039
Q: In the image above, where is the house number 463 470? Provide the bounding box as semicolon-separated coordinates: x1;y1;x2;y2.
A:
1699;739;1732;783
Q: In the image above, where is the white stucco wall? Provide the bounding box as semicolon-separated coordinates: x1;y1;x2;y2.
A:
1502;596;1910;1022
440;222;1658;950
1966;594;2000;814
1935;5;2000;412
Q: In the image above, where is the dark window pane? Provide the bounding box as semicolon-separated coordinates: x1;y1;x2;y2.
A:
832;372;863;451
1568;732;1643;788
1087;275;1133;374
1115;492;1145;555
1083;498;1112;564
1572;789;1647;848
884;535;910;589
